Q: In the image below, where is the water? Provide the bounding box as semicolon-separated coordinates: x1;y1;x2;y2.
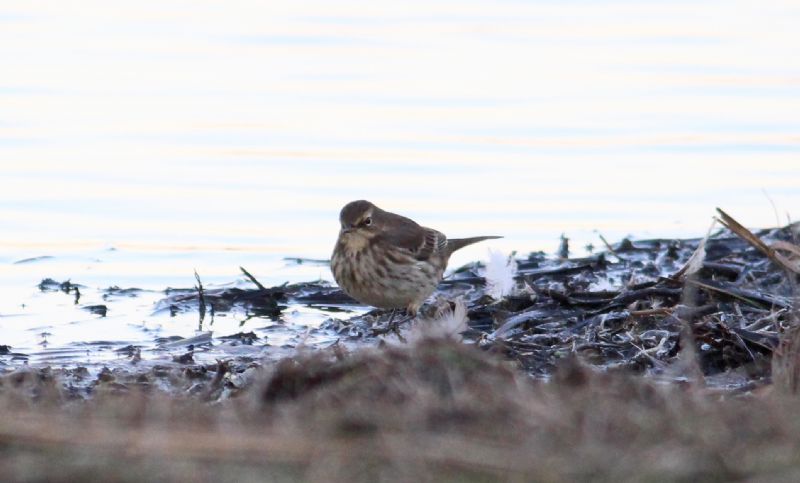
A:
1;1;799;368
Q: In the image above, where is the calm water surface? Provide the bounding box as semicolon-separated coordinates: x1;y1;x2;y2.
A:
1;1;798;367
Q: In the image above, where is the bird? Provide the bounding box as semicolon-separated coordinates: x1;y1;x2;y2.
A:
331;200;501;328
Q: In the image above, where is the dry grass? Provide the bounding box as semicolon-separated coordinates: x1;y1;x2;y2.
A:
3;334;800;482
771;223;800;395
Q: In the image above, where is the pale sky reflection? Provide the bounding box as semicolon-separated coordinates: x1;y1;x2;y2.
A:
1;0;799;284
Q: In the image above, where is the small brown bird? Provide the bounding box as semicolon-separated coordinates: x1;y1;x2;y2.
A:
331;200;501;321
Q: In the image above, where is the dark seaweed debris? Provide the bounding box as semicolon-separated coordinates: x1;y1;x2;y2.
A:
153;215;799;387
157;271;289;326
481;221;799;382
321;218;798;382
32;212;792;391
38;278;83;304
82;305;108;317
156;270;359;326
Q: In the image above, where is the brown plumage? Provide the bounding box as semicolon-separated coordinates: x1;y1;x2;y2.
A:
331;200;501;316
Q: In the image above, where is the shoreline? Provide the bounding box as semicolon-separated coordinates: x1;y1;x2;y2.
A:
1;211;799;480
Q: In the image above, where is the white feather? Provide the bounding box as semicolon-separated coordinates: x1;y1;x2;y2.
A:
483;249;517;300
380;298;470;345
408;297;469;343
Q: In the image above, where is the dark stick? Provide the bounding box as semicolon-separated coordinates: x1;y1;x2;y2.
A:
240;266;268;291
194;270;206;329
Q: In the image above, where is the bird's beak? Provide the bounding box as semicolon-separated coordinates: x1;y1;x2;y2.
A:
340;227;353;235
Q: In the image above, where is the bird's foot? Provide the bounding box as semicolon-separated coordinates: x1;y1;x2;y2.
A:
370;310;414;340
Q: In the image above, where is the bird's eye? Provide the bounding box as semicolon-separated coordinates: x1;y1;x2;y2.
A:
363;217;372;226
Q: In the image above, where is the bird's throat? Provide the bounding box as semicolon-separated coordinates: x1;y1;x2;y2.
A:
339;233;370;253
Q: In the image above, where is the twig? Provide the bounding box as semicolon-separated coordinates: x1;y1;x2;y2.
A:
240;266;268;291
629;307;673;317
762;188;781;228
687;279;792;309
598;233;618;257
194;270;206;329
715;208;800;275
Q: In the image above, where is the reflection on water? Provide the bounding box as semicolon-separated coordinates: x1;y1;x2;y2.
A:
1;1;799;367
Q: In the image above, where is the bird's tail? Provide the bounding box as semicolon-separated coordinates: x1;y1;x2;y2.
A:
446;236;503;256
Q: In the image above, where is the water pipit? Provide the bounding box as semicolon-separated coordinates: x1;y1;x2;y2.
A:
331;200;501;333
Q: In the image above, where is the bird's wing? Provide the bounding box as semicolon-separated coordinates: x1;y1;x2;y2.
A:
416;228;447;261
378;217;447;261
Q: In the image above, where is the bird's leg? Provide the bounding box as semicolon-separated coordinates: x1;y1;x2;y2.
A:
367;309;396;333
386;307;416;333
370;309;400;337
371;308;414;339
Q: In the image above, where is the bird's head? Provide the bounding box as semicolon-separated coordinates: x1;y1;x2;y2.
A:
338;200;381;243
